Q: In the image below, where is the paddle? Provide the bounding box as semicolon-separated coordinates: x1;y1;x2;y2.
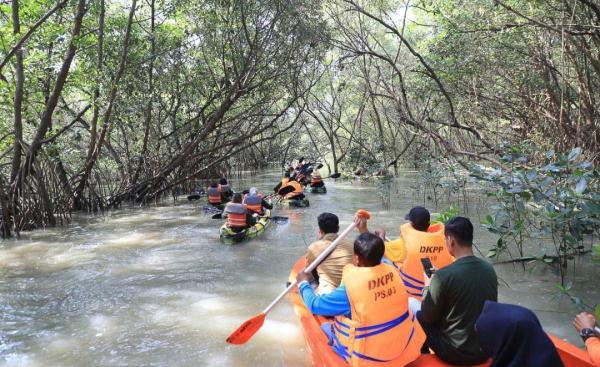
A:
226;209;371;345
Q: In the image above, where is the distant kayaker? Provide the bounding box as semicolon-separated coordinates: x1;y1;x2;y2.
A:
380;206;453;300
309;167;324;188
207;182;222;207
281;177;305;200
415;217;497;365
573;312;600;366
476;301;564;366
243;187;272;215
218;178;233;202
296;232;425;366
273;172;291;194
305;213;353;294
224;193;255;232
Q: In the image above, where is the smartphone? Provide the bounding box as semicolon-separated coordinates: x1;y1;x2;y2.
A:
421;257;435;278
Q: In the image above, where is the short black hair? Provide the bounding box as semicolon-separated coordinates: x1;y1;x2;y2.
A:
445;217;473;246
354;233;384;266
406;206;430;231
219;178;228;185
318;213;339;234
284;172;290;178
232;193;242;203
210;182;218;188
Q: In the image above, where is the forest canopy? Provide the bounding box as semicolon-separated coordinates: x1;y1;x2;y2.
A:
1;0;599;237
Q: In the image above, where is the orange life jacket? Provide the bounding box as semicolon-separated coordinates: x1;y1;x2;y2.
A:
284;181;303;199
398;222;453;300
243;194;263;213
225;203;247;228
333;264;425;367
311;170;323;185
207;187;221;204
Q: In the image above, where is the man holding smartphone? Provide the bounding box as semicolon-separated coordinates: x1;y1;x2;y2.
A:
417;216;498;366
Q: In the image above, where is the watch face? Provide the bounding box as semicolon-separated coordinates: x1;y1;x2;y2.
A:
581;328;595;339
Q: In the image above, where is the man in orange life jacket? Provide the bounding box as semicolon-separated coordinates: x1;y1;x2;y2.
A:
281;177;305;200
310;167;324;188
224;193;256;232
297;232;425;367
363;206;453;300
206;182;223;207
273;172;291;194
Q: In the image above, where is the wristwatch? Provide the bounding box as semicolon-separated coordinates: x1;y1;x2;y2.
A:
580;328;597;342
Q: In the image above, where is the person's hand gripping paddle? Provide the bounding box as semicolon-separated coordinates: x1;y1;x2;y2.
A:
226;209;371;345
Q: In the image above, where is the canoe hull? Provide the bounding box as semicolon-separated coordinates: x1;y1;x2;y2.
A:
280;198;310;207
219;209;271;244
287;257;594;367
306;186;327;194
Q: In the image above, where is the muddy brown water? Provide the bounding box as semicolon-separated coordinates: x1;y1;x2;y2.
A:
1;171;597;366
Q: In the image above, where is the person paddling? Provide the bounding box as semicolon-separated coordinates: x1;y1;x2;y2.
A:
224;193;255;232
296;232;425;366
274;172;291;194
310;166;325;188
305;213;353;294
207;182;223;207
280;177;305;200
243;187;272;215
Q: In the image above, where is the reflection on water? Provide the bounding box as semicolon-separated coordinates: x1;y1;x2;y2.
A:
1;171;597;366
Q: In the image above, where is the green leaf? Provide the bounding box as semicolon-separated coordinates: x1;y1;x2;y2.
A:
568;147;581;161
575;178;587;194
595;304;600;321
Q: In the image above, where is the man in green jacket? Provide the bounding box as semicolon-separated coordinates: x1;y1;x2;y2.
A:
417;216;498;365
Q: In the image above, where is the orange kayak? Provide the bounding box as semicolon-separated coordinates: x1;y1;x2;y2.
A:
287;257;595;367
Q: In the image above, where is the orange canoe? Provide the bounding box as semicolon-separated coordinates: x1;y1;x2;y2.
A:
287;257;595;367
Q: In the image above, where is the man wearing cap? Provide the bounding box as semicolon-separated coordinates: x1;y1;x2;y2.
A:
357;206;453;300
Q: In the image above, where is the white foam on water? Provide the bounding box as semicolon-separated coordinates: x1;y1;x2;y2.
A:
44;335;78;356
88;314;117;338
0;242;94;271
0;353;40;367
100;232;173;250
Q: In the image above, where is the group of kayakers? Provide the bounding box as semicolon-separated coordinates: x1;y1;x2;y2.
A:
205;178;275;232
295;206;600;366
204;160;325;232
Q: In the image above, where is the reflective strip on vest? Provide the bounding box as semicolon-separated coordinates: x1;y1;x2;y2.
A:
226;203;247;227
207;188;221;204
333;263;425;366
399;222;453;301
227;213;247;228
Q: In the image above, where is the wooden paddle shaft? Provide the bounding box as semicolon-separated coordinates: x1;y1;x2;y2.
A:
262;222;357;315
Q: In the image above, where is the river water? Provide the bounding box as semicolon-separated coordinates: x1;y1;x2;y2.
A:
1;171;597;367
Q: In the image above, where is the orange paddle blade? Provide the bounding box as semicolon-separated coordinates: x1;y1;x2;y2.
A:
226;313;266;345
356;209;371;219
